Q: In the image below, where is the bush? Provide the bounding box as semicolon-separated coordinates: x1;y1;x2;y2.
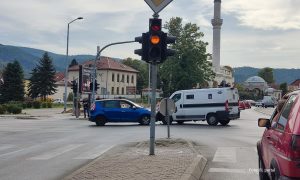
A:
0;105;6;114
42;102;47;108
47;102;52;108
6;104;22;114
26;101;33;108
22;103;27;109
32;101;41;109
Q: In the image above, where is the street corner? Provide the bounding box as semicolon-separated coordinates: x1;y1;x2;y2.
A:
63;138;207;180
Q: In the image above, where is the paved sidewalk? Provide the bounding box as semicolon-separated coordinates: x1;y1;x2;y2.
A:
254;107;275;116
64;139;207;180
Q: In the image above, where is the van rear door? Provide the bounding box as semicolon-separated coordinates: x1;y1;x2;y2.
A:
227;88;239;114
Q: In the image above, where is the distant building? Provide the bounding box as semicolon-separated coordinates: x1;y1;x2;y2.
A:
52;57;139;100
288;79;300;91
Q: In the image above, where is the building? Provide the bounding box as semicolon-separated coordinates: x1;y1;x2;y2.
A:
65;57;139;99
211;0;235;86
288;79;300;91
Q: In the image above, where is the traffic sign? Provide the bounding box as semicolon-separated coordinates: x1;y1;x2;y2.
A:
144;0;173;14
159;98;175;116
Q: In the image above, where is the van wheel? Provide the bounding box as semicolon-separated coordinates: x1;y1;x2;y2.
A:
95;116;106;126
139;115;150;125
220;119;230;126
206;114;218;126
162;116;173;125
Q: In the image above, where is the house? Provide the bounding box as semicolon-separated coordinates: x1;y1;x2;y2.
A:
288;79;300;91
64;57;139;99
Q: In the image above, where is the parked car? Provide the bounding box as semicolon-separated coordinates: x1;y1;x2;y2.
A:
262;95;276;108
89;99;151;126
255;100;263;107
257;91;300;180
244;100;251;109
53;98;64;104
239;100;246;110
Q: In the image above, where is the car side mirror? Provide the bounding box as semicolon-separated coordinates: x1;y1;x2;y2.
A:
258;118;271;128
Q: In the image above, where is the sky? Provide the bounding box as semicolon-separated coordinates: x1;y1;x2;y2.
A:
0;0;299;68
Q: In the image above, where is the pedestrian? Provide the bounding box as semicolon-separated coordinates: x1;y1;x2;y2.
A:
83;99;89;118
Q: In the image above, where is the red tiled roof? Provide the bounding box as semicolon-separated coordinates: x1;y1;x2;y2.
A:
68;57;138;73
55;72;65;82
290;79;300;86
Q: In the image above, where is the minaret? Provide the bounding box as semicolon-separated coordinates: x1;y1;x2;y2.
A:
211;0;223;73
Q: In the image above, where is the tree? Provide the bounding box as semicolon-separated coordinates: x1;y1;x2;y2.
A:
28;52;57;100
258;67;274;84
159;17;215;96
0;60;25;103
279;82;288;96
122;58;148;94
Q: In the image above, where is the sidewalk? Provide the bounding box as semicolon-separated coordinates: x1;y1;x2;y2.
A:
253;107;275;116
63;138;207;180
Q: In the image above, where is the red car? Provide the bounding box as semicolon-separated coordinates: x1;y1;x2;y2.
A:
239;100;246;110
244;100;251;109
257;90;300;180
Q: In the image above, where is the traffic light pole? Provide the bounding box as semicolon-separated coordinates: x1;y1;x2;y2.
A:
91;40;135;105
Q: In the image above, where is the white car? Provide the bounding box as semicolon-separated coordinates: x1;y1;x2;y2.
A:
53;98;64;104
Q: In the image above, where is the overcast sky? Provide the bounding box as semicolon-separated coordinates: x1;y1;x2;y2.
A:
0;0;299;68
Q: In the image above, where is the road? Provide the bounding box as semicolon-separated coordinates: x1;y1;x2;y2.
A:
0;108;272;180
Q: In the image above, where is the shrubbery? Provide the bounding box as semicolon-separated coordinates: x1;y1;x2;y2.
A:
6;104;22;114
0;105;6;114
32;101;41;109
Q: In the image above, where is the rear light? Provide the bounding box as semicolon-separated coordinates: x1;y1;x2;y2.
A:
292;135;300;150
90;103;96;111
225;100;229;112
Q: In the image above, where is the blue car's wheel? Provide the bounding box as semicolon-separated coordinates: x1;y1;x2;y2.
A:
95;116;106;126
139;115;150;125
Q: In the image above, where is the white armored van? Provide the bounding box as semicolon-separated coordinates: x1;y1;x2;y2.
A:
168;87;240;126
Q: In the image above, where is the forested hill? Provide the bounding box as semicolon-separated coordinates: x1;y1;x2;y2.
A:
233;67;300;84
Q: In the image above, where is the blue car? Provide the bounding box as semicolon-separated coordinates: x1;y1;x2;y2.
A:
89;99;151;126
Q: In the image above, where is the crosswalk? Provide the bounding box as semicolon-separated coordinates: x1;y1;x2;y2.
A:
0;142;114;161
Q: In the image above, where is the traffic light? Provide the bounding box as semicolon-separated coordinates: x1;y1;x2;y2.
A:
71;80;78;93
134;33;149;62
148;18;162;63
161;32;176;62
89;81;93;91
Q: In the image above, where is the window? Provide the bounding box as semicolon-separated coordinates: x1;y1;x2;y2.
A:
172;93;181;103
121;75;124;83
117;87;119;95
186;94;194;99
276;95;296;131
131;75;134;84
208;94;212;99
112;73;115;82
120;101;132;108
117;74;120;82
104;101;120;108
127;75;129;83
111;87;114;95
121;87;124;95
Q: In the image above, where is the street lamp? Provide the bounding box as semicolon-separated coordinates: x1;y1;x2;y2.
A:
63;17;83;112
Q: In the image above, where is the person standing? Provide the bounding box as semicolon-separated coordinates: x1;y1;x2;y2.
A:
83;99;89;118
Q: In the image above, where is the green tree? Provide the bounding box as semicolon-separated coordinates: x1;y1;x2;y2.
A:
0;60;25;103
279;82;288;96
122;58;148;94
159;17;215;96
258;67;274;84
28;52;57;100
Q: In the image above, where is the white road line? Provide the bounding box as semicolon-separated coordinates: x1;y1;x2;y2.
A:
212;147;237;163
29;144;83;160
74;145;114;159
0;145;15;151
209;168;248;174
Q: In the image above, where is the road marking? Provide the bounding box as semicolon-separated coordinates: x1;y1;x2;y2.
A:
74;145;114;159
212;147;237;163
29;144;83;160
0;145;15;151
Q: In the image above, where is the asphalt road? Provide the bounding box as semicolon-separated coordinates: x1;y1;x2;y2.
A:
0;108;271;180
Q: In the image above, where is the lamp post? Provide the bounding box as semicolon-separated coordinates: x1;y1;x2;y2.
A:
63;17;83;112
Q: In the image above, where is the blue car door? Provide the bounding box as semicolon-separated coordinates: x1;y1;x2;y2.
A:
120;100;139;122
103;100;123;122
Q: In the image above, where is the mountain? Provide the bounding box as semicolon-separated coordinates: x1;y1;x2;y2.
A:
0;44;95;77
233;67;300;84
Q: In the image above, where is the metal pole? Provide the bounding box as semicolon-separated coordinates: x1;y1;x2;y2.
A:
166;99;170;138
63;23;70;112
63;17;83;112
149;63;157;155
148;64;151;106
